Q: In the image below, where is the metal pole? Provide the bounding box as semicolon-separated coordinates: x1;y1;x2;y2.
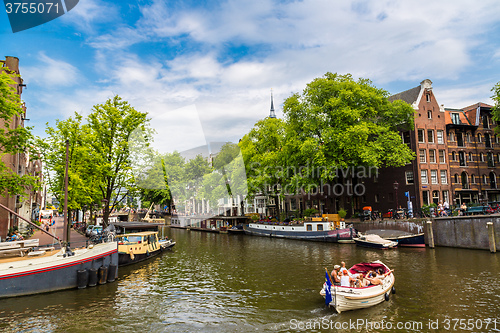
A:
0;203;62;248
64;140;70;246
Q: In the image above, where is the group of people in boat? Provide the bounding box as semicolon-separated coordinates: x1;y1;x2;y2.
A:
331;261;394;288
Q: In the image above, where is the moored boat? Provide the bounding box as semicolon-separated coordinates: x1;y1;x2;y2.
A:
244;221;356;242
116;231;175;266
0;242;118;299
365;229;425;247
320;260;395;313
353;234;398;249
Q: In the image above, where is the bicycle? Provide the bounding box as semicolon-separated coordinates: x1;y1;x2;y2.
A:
89;231;115;244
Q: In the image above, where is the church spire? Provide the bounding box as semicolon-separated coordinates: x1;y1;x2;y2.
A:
269;89;276;118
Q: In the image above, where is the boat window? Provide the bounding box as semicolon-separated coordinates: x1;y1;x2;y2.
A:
122;236;142;243
317;224;324;231
306;224;312;231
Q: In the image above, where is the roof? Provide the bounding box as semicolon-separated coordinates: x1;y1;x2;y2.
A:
388;86;421;104
444;108;474;126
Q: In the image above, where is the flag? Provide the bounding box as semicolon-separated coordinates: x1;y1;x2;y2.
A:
324;269;332;305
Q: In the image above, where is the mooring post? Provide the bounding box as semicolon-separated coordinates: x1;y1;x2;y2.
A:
487;222;496;253
427;220;434;248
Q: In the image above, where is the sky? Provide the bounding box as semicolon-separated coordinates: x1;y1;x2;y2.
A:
2;0;500;155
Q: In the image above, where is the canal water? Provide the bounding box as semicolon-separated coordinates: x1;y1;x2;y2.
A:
0;228;499;332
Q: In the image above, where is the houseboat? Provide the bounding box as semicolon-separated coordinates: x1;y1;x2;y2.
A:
244;220;356;242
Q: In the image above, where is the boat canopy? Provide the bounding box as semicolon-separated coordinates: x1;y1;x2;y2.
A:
349;262;388;274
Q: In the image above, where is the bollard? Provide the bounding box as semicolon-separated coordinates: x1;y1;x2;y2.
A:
487;222;496;253
427;221;435;248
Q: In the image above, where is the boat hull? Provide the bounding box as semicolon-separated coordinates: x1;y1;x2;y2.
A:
0;242;118;299
244;226;355;242
387;233;425;247
353;239;397;249
118;247;163;266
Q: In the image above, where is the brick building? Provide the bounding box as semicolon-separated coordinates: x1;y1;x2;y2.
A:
446;103;500;205
0;56;43;238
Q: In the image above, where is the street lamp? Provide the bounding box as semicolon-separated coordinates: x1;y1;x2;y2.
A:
393;181;399;215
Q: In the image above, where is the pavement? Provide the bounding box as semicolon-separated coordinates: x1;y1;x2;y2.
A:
30;216;89;248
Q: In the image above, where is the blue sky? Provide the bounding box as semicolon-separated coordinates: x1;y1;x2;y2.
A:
2;0;500;154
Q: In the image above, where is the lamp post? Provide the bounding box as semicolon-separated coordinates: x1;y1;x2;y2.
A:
393;181;399;216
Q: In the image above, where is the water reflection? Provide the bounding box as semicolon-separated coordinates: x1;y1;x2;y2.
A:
0;228;499;332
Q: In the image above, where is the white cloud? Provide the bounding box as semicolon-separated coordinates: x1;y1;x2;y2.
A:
22;53;80;87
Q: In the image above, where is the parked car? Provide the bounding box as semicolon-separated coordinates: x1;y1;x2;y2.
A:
85;225;94;237
90;226;103;237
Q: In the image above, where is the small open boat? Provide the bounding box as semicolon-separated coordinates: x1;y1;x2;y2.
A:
116;231;175;266
365;229;425;247
320;260;395;313
353;234;398;249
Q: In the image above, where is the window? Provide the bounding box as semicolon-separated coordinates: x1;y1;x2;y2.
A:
480;153;485;162
418;129;425;143
426;94;431;102
485;133;492;148
422;191;430;205
454;174;459;183
431;170;438;184
428;110;432;119
443;190;449;204
483;115;490;129
432;190;440;204
449;132;455;142
306;224;312;231
452;152;456;161
440;170;448;184
437;130;444;144
429;150;436;163
402;131;411;144
483;175;488;184
421;170;428;184
457;132;464;147
406;171;414;185
488;152;495;167
317;224;323;231
498;153;500;163
452;113;460;124
419;149;426;163
439;150;446;163
427;130;434;143
469;152;473;162
478;133;482;143
466;132;472;143
374;194;379;203
471;174;476;184
459;151;466;166
461;172;469;189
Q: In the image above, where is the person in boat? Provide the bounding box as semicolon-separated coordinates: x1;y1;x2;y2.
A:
340;270;357;287
331;265;341;285
356;273;368;288
340;261;350;275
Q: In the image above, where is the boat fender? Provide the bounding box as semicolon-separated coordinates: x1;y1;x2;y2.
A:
146;251;150;257
130;251;135;261
77;269;88;289
88;268;98;287
98;266;108;285
384;292;390;301
391;286;396;294
107;264;117;283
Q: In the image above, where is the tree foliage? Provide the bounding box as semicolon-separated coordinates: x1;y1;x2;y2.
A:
240;73;416;198
492;81;500;135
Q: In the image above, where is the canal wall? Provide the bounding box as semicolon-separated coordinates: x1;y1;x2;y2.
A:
430;215;499;251
352;216;499;251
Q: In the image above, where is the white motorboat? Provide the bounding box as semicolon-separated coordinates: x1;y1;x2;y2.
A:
353;234;398;249
320;260;395;313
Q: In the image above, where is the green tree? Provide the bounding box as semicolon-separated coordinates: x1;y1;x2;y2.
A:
0;71;40;197
492;81;500;134
87;96;152;227
282;72;415;188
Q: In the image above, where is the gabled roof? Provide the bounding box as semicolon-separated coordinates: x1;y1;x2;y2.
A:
444;108;474;126
388;86;421;104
